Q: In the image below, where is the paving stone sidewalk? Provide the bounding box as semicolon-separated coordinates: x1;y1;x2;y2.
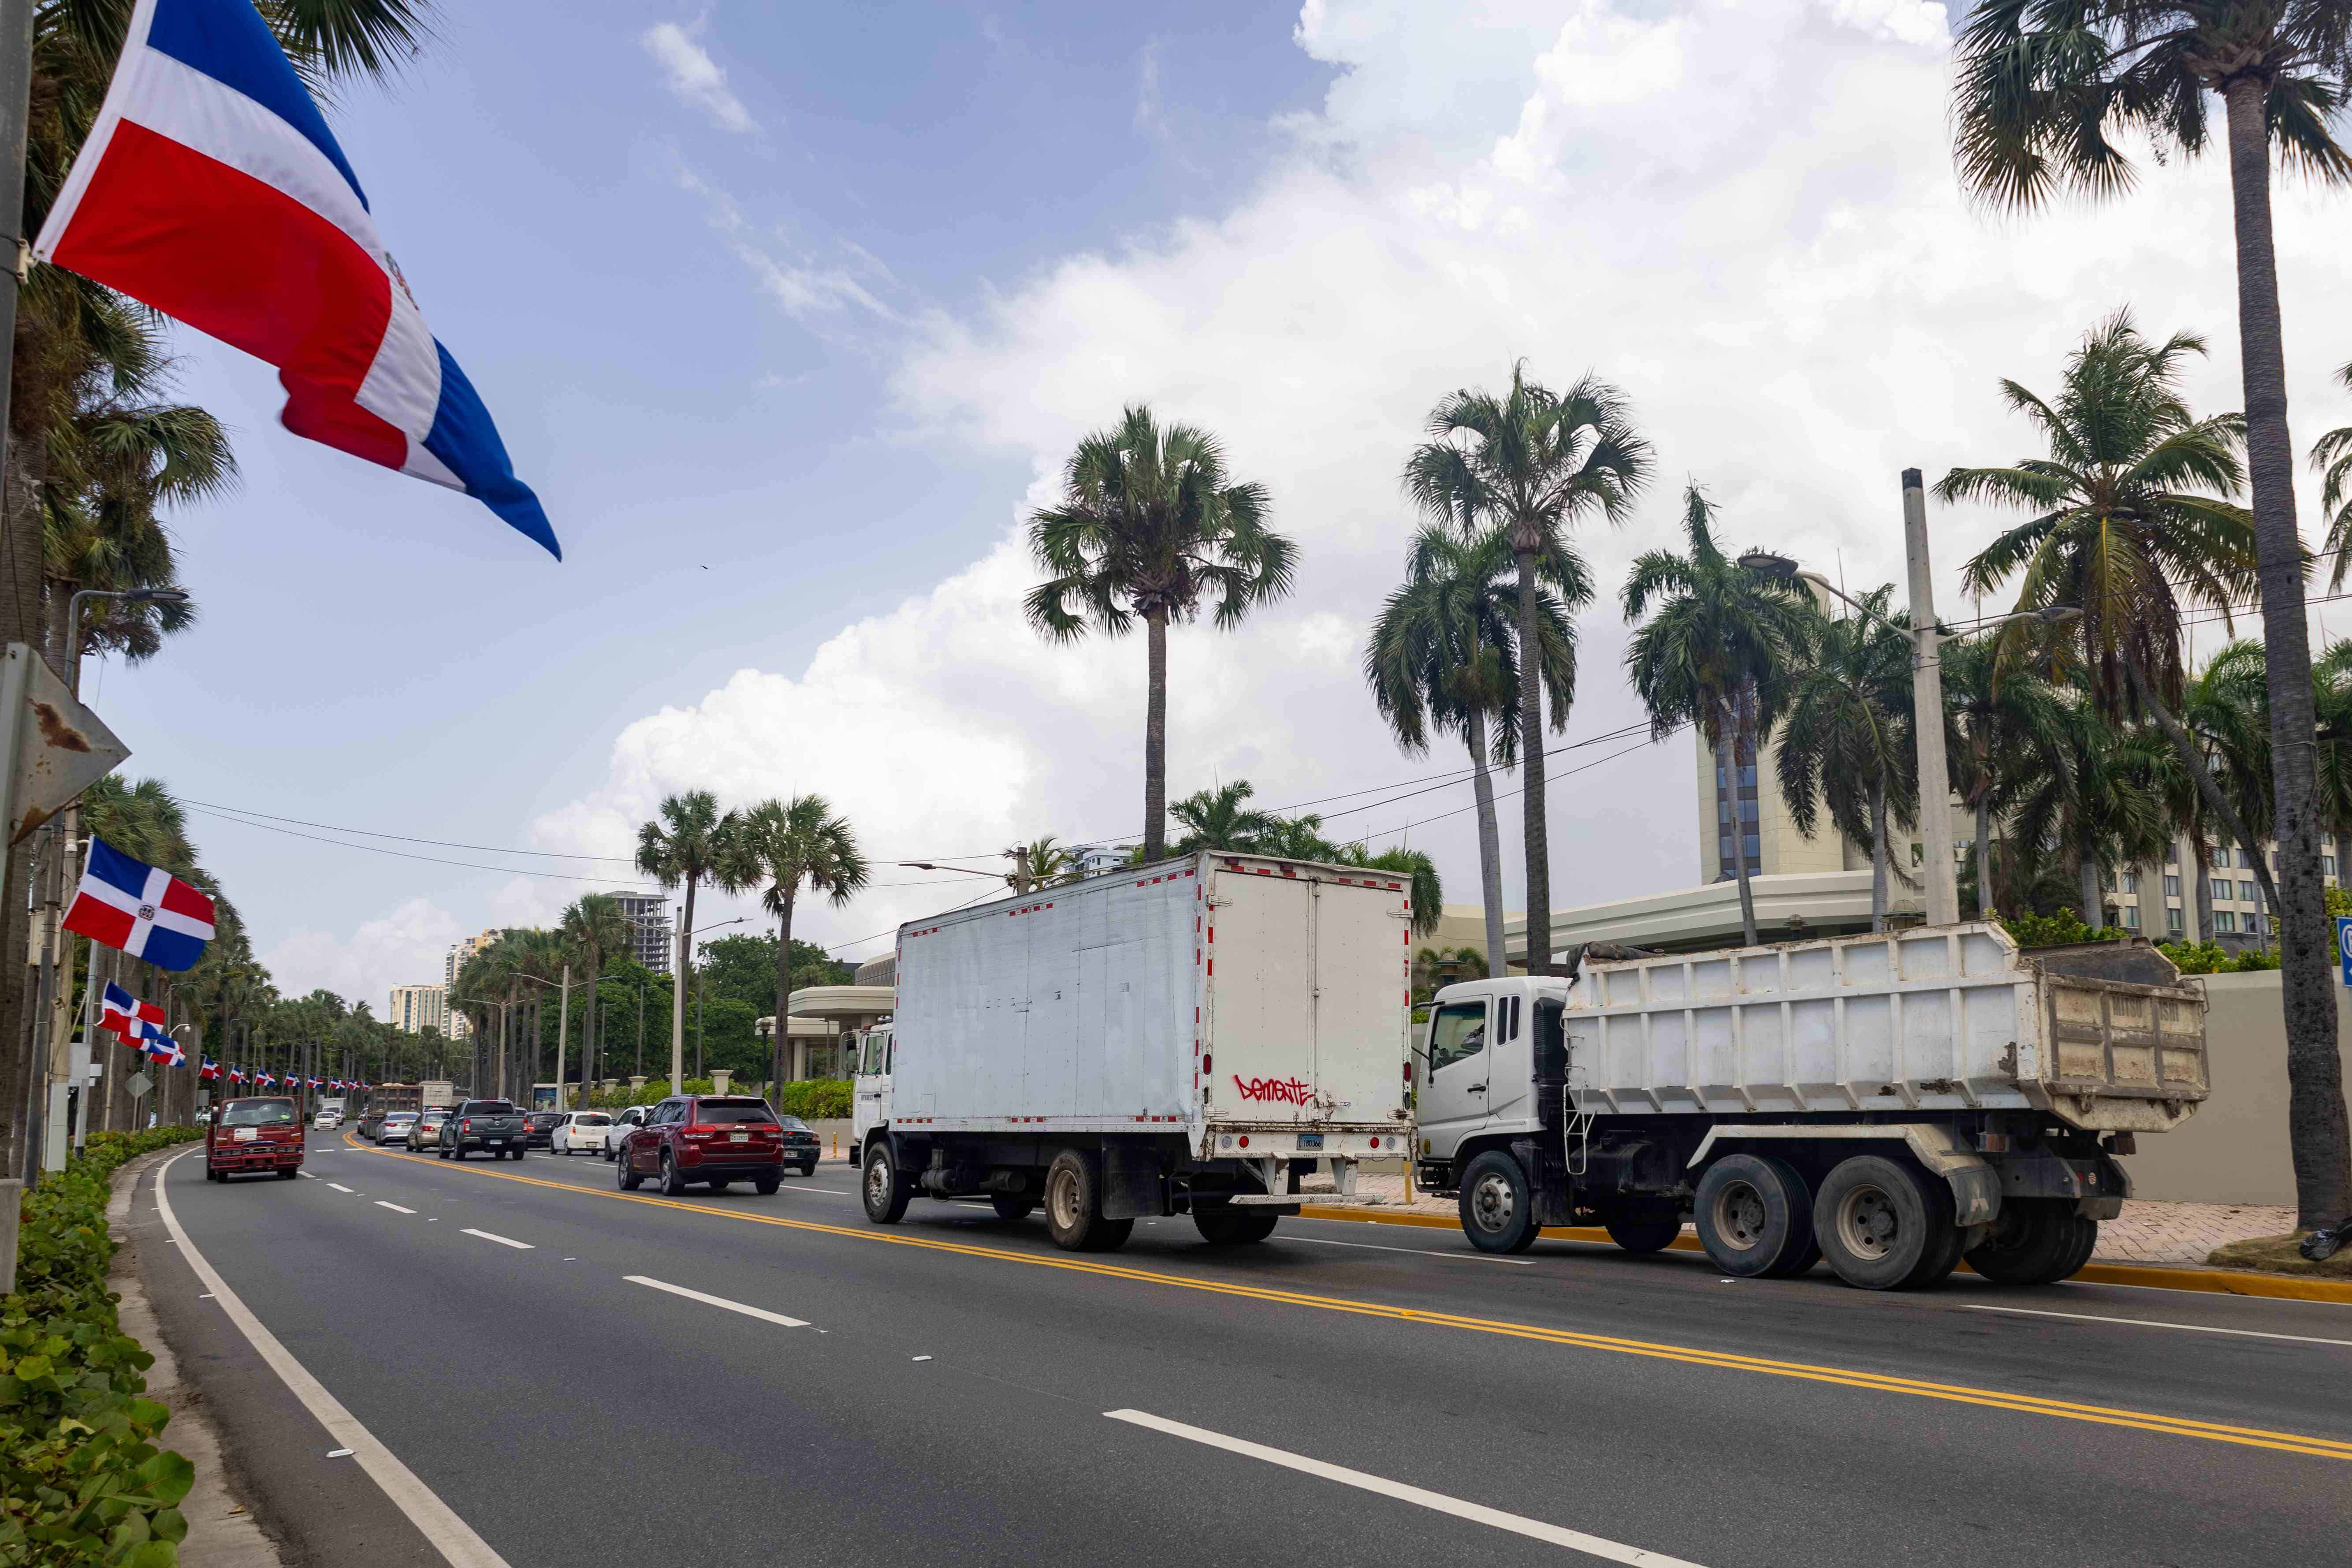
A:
1318;1172;2293;1266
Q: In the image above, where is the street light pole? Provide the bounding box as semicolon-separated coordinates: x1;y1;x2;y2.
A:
669;903;686;1094
1902;470;1960;928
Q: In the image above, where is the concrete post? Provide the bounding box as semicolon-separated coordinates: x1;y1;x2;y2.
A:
1902;469;1959;927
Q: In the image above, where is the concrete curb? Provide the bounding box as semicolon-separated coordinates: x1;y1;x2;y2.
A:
1291;1203;2352;1304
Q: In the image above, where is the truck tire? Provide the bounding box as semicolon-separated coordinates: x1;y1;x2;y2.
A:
1604;1207;1683;1256
1044;1149;1133;1253
989;1193;1036;1222
862;1142;911;1225
1961;1198;2075;1285
279;1166;298;1181
1459;1150;1537;1255
1693;1154;1815;1277
2056;1214;2099;1280
1812;1155;1955;1291
1193;1203;1278;1245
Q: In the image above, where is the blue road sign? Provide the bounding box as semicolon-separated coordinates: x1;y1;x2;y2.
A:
2339;917;2352;985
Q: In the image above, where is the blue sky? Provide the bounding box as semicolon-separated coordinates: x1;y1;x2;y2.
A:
85;1;2352;1006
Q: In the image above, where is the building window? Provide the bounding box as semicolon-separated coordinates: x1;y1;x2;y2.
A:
2240;880;2258;905
2214;910;2237;933
2121;872;2139;894
2327;855;2338;879
2237;848;2254;870
2121;905;2140;931
2166;842;2178;865
2247;913;2267;936
2166;906;2184;934
2211;878;2233;904
2164;874;2181;898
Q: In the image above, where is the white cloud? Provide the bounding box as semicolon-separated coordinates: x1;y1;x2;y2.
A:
263;898;464;1016
671;164;900;326
642;20;760;135
543;0;2352;964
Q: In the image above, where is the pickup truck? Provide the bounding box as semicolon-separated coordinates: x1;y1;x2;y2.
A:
206;1096;304;1181
437;1099;529;1161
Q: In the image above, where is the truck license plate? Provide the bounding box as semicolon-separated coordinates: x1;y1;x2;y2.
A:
1297;1133;1324;1150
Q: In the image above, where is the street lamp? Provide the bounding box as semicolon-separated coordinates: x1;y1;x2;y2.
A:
669;915;747;1094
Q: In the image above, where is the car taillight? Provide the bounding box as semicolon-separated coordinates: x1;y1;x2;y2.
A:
460;1118;472;1132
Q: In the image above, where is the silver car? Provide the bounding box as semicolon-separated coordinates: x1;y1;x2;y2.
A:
375;1112;418;1146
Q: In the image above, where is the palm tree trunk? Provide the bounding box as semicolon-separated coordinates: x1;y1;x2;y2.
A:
2194;840;2215;944
1143;606;1169;862
1727;693;1758;948
1973;791;1992;920
1514;550;1552;974
2223;74;2350;1227
1870;777;1889;933
770;892;797;1092
1465;705;1505;978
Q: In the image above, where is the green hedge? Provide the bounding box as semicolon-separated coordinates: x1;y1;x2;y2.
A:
772;1080;849;1121
2;1125;204;1567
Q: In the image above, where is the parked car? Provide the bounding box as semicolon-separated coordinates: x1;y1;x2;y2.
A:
601;1105;652;1161
206;1097;303;1182
406;1110;449;1151
617;1095;785;1196
374;1111;419;1147
439;1100;528;1160
776;1113;820;1176
523;1110;563;1150
552;1110;610;1155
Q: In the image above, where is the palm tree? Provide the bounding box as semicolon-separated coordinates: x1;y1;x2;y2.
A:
1009;835;1078;892
1407;366;1649;973
2314;638;2352;887
1366;525;1575;976
726;796;868;1090
1940;638;2072;919
636;790;742;1056
1774;588;1916;931
1950;0;2352;1229
2005;698;2172;928
1622;486;1815;947
558;896;631;1099
1332;845;1444;938
2162;641;2277;942
1026;406;1295;862
1169;781;1277;854
1944;314;2273;916
2309;361;2352;587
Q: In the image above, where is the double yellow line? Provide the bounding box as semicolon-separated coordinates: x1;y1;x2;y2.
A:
341;1135;2352;1463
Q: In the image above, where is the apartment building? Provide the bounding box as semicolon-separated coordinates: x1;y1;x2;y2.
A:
601;890;672;973
2101;836;2340;944
387;983;451;1035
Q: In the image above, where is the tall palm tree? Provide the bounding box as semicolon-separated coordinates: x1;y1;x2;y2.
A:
2009;701;2173;928
1939;638;2072;919
1168;780;1277;854
1774;588;1916;930
2162;641;2278;942
1026;406;1295;862
1951;0;2352;1229
1365;525;1575;976
2308;361;2352;587
636;790;742;1052
558;896;630;1099
1944;313;2272;912
1407;366;1649;973
1622;486;1815;947
2313;638;2352;887
1332;845;1444;938
726;796;867;1090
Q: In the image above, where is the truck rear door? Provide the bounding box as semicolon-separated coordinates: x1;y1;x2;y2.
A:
1212;872;1317;1121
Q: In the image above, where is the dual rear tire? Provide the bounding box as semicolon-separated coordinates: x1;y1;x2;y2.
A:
1811;1155;1963;1291
1693;1154;1818;1278
1193;1202;1279;1245
1963;1198;2096;1285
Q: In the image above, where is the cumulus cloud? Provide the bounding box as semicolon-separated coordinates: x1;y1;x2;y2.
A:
543;0;2352;964
263;898;465;1015
671;164;900;326
642;20;760;134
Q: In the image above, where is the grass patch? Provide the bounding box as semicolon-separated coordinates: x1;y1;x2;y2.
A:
2205;1233;2352;1279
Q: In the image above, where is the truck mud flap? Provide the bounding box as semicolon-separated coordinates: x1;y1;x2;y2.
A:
1102;1145;1168;1220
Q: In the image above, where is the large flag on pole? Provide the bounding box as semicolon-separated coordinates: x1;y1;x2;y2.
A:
32;0;559;559
64;838;216;971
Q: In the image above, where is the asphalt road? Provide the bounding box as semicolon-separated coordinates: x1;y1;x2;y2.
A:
122;1135;2352;1568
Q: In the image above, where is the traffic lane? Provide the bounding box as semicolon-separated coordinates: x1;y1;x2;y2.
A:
342;1141;2352;1450
301;1147;2351;1567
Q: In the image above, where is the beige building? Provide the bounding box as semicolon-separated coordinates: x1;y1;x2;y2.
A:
387;983;451;1035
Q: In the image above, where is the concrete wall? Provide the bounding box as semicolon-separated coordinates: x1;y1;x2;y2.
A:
2123;971;2352;1207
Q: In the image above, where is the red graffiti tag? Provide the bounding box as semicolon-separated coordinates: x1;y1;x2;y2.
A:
1233;1073;1313;1106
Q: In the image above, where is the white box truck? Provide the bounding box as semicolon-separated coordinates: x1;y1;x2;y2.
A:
853;851;1415;1251
1418;924;2210;1289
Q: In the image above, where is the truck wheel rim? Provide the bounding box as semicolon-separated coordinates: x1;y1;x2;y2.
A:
1711;1181;1767;1251
865;1159;889;1207
1049;1169;1082;1230
1469;1172;1516;1233
1835;1186;1898;1261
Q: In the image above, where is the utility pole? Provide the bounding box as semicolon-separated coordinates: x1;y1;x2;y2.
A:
1008;844;1033;896
635;981;644;1078
552;964;569;1110
668;903;685;1094
1902;469;1959;927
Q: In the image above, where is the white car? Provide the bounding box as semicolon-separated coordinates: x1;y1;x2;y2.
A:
601;1105;651;1161
552;1110;611;1155
314;1110;342;1129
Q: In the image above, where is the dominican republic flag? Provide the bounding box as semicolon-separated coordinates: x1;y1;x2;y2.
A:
199;1058;220;1081
256;1069;275;1088
63;838;216;971
227;1065;246;1085
32;0;558;559
99;981;168;1041
142;1028;186;1068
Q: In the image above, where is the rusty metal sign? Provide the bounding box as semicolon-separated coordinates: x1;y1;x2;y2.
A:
0;644;130;845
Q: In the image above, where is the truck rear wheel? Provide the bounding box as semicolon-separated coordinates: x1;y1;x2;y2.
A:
863;1142;911;1225
989;1193;1036;1222
1194;1203;1279;1245
1459;1150;1537;1255
2057;1214;2099;1279
1693;1154;1815;1277
1812;1155;1956;1291
1044;1150;1132;1252
1962;1199;2076;1285
1602;1208;1681;1255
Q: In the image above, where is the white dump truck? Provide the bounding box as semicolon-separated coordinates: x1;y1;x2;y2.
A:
854;852;1415;1251
1417;924;2209;1289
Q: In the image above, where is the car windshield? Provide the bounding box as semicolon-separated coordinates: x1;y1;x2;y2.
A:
221;1099;295;1127
694;1100;776;1125
777;1115;811;1132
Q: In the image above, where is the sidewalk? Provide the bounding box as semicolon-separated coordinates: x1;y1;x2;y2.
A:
1320;1173;2294;1265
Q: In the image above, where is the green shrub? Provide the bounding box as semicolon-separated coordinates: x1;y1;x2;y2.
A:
2156;939;2281;974
2;1124;204;1566
774;1081;850;1121
1994;908;2133;948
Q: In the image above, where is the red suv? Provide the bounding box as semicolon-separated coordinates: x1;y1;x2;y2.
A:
618;1095;785;1196
206;1097;304;1181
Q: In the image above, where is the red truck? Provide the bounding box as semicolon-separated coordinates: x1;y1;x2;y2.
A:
206;1096;304;1181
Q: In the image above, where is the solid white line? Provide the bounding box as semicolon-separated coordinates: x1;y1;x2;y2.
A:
1962;1304;2352;1347
1284;1235;1534;1266
376;1202;415;1215
460;1229;533;1251
1104;1411;1705;1564
153;1151;511;1568
624;1275;808;1328
327;1184;354;1193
